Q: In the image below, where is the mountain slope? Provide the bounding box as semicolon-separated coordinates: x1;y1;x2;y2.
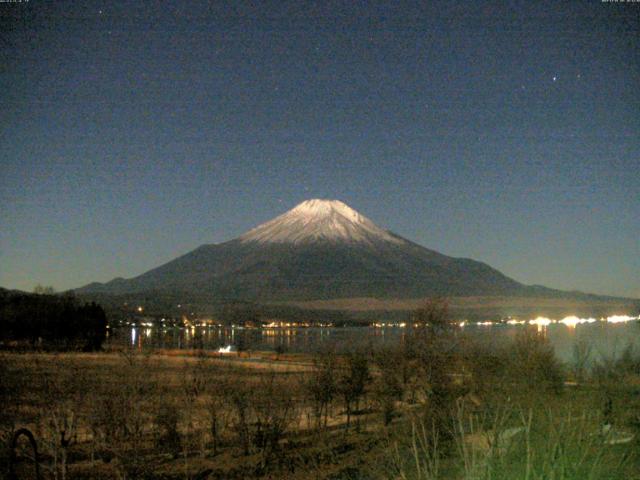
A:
76;199;575;301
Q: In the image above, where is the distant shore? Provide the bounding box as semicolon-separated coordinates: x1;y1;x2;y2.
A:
277;294;639;316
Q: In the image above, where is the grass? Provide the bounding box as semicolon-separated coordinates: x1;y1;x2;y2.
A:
390;400;638;480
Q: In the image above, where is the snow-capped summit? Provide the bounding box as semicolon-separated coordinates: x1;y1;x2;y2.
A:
239;199;405;245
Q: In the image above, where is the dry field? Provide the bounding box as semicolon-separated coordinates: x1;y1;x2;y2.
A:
2;330;640;480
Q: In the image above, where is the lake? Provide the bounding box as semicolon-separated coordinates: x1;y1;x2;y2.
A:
108;315;640;365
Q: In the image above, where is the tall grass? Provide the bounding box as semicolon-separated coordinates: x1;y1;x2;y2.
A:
393;403;634;480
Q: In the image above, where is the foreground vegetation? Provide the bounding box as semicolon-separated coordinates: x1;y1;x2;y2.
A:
2;301;639;479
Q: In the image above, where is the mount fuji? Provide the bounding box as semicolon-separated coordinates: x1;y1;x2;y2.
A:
76;199;591;302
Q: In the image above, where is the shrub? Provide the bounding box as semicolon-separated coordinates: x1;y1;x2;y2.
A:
508;329;564;397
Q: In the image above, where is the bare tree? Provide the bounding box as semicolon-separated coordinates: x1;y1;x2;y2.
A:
307;348;337;430
87;353;158;478
180;357;209;459
408;298;461;443
35;359;87;480
373;348;404;425
252;372;299;472
205;373;228;457
33;284;55;295
338;350;370;430
221;376;254;456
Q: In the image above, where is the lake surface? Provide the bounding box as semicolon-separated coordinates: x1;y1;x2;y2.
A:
108;316;640;365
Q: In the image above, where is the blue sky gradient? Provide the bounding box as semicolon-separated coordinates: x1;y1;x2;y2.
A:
1;1;638;297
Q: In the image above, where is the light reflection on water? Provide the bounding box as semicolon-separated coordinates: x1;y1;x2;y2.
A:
111;319;640;364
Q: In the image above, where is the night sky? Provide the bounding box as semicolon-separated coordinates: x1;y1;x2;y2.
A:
1;1;638;298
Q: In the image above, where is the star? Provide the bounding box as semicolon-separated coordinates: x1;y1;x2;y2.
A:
552;76;557;82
